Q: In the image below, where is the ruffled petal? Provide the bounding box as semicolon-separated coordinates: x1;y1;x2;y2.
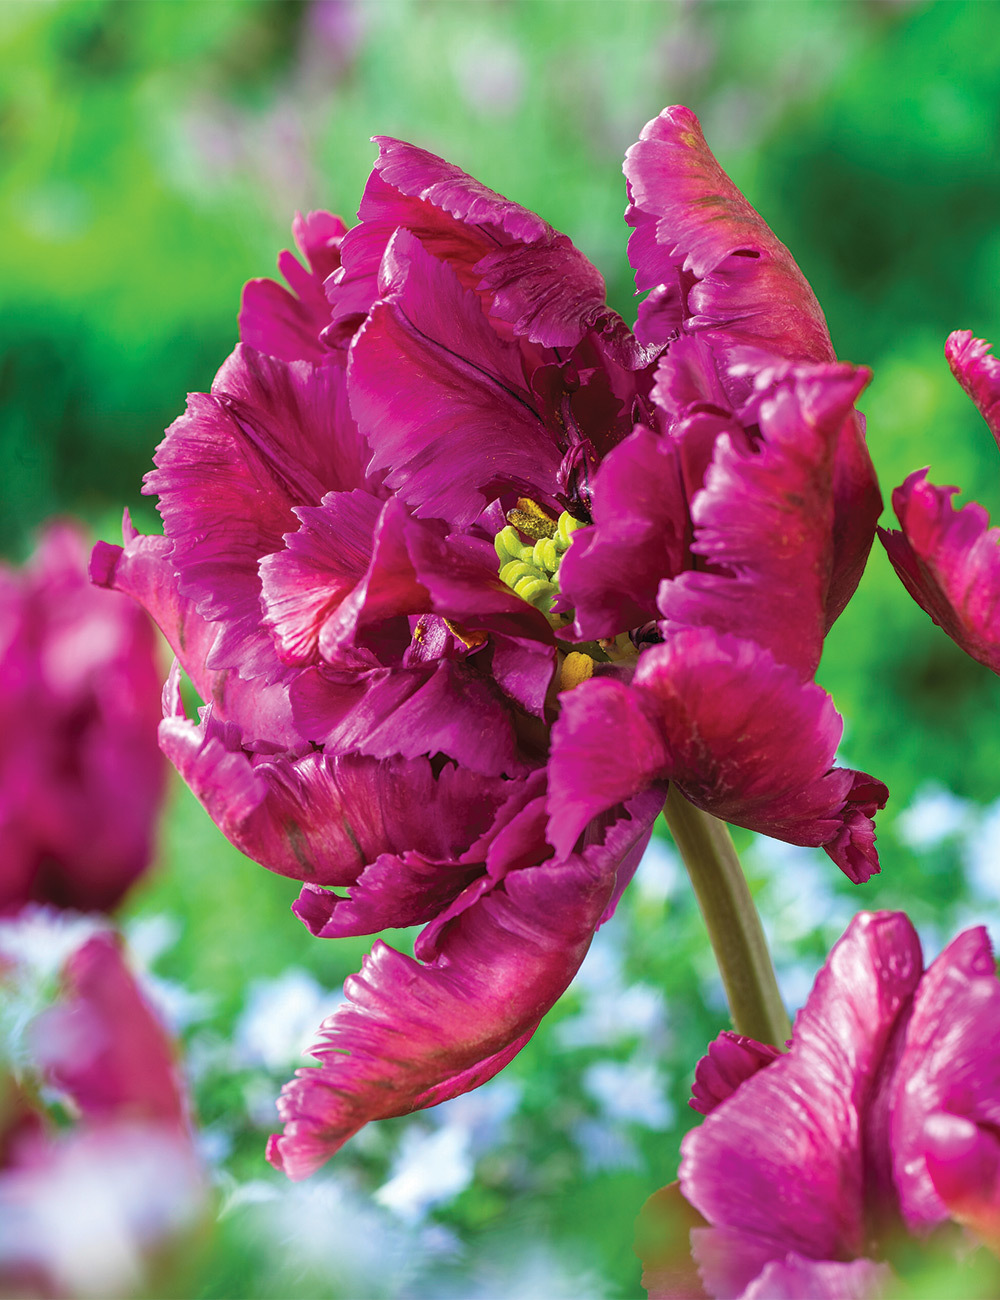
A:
623;106;835;375
689;1032;782;1117
259;490;384;666
91;515;300;749
240;210;347;362
548;629;885;881
886;925;1000;1232
31;933;186;1129
879;470;1000;675
946;330;1000;447
159;691;506;885
267;788;662;1178
145;345;370;681
680;912;924;1273
290;659;529;777
659;363;870;678
558;424;690;639
293;851;484;939
349;230;562;527
332;136;629;355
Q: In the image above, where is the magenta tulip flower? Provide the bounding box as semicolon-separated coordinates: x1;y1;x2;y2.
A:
95;105;886;1175
638;911;1000;1299
881;331;1000;672
0;522;165;913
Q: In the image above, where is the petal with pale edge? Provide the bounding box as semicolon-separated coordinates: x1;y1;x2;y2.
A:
946;330;1000;448
680;913;923;1292
145;345;369;681
240;210;347;362
623;106;834;371
158;686;506;886
267;787;662;1178
885;925;1000;1233
879;470;1000;675
659;363;870;679
350;231;562;527
548;630;885;881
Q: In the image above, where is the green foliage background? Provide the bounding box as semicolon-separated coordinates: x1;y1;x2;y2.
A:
3;1;1000;1295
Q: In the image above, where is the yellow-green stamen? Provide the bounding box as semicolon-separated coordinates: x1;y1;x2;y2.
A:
494;502;583;621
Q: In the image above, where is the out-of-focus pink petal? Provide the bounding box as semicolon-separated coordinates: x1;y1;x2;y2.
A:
146;345;369;681
738;1254;890;1300
267;788;662;1178
31;933;186;1130
659;363;870;679
885;925;1000;1232
159;698;506;886
680;913;924;1276
240;210;347;361
879;470;1000;675
946;330;1000;448
689;1032;782;1117
548;630;885;881
623;106;835;374
0;523;165;913
350;231;563;527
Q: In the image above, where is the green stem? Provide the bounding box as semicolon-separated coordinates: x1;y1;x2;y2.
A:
663;785;791;1047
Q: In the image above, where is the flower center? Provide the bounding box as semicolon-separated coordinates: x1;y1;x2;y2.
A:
494;499;583;623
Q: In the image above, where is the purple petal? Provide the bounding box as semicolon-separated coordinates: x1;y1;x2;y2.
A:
332;136;628;355
548;629;886;881
159;697;505;885
290;658;529;777
623;106;835;374
689;1032;782;1117
259;490;384;667
240;210;347;362
946;330;1000;447
91;515;300;749
146;345;370;681
680;912;924;1272
886;925;1000;1232
558;424;690;639
880;470;1000;675
266;788;662;1178
349;230;562;526
293;851;484;939
659;363;870;679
